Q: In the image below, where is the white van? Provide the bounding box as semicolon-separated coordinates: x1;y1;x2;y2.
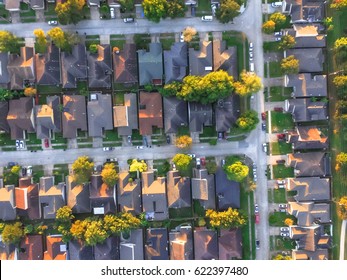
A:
271;2;283;7
250;62;255;72
201;15;213;21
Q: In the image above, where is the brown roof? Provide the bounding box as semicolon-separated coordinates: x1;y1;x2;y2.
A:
113;43;138;84
44;236;67;260
15;183;40;220
113;106;128;127
62;95;87;138
19;235;44;260
218;228;242;260
138;91;163;135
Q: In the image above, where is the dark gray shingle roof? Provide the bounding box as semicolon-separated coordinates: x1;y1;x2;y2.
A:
163;42;188;84
163;97;188;134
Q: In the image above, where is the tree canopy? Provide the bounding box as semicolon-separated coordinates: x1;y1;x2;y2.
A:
206;208;247;229
336;152;347;165
333;75;347;93
331;0;347;9
175;135;193;149
279;34;296;50
272;254;292;260
33;29;47;54
47;27;68;51
182;26;197;42
262;20;276;34
101;163;119;187
56;206;74;223
281;55;299;74
72;156;94;184
1;222;24;245
55;0;86;25
337;196;347;220
236;110;259;131
215;0;241;24
269;12;286;27
142;0;167;22
166;0;187;18
129;159;148;173
234;71;262;96
172;153;192;170
224;160;249;182
0;31;20;54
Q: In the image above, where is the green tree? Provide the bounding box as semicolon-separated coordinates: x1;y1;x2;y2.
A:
337;196;347;220
0;31;20;53
1;222;24;245
279;34;296;50
236;110;259;131
84;220;108;246
103;213;141;235
215;0;240;24
47;27;68;50
159;81;182;96
11;165;21;174
336;152;347;165
262;20;276;34
0;88;14;101
172;153;192;170
331;0;347;9
175;135;192;149
101;163;119;187
272;254;292;260
129;159;148;173
166;0;187;19
56;206;74;223
206;161;218;174
89;44;98;54
269;12;286;27
281;55;299;74
234;71;262;96
55;0;86;25
205;208;247;229
33;29;47;54
224;161;249;182
142;0;167;23
119;0;134;12
72;156;94;184
333;75;347;92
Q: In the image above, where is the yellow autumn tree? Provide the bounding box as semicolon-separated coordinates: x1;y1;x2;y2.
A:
206;207;247;229
72;156;94;184
47;27;67;50
182;26;197;42
33;29;47;53
129;159;148;173
175;135;192;149
101;163;118;188
284;218;294;226
24;87;37;97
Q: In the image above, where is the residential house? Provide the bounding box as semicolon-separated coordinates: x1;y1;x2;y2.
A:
0;101;9;133
191;168;216;210
0;185;16;221
214;95;240;133
119;229;144;260
62;95;87;138
286;177;330;202
15;177;40;220
169;224;193;260
138;91;163;135
285;49;324;73
117;171;141;215
35;96;62;139
7;47;35;90
285;73;327;98
163;97;188;134
141;171;168;221
87;44;112;89
0;52;10;88
215;167;240;210
218;228;242;260
145;228;169;260
4;0;20;11
167;170;191;209
35;43;61;86
19;235;44;260
89;174;116;215
113;43;138;85
284;98;328;122
286;126;328;150
213;40;238;79
87;0;100;6
137;43;163;86
87;93;113;137
292;248;329;260
108;0;121;8
188;102;213;133
39;176;66;219
94;237;120;260
61;44;87;88
194;228;218;260
163;42;188;84
287;152;330;177
66;175;91;214
68;240;93;260
44;235;67;260
189;41;213;76
0;241;17;260
24;0;45;10
284;24;326;48
6;97;35;140
288;201;331;226
282;0;325;23
113;93;138;136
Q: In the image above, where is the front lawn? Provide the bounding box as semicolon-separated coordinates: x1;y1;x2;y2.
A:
271;111;294;133
273;188;287;203
272;164;294;179
263;41;280;52
268;86;293;102
269;212;296;226
270;236;296;251
160;33;175;50
269;61;282;78
271;141;292;155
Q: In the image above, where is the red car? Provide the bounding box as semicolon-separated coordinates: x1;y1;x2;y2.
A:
274;107;283;112
261;112;266;121
277;133;286;140
200;157;206;166
44;138;49;148
255;213;260;224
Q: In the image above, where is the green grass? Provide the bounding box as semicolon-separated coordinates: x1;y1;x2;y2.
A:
44;3;57;16
0;133;16;147
104;130;120;142
0;5;10;19
114;92;125;105
37;85;62;95
271;111;295;133
269;61;282;78
269;212;296;226
177;126;190;136
268;86;293;102
160;33;175;50
270;236;296;251
169;207;193;219
271;141;292;155
53;164;69;183
200;126;216;138
20;2;36;17
272;164;294;179
32;165;45;184
222;31;246;73
21;18;36;23
240;182;254;260
134;34;151;50
153;159;170;177
195;0;211;13
51;132;67;146
263;41;280;52
273;188;287;203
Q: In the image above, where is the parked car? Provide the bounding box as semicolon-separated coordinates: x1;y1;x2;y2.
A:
262;143;268;153
280;227;290;232
196;158;201;168
277;180;286;184
261;112;266;120
221;159;225;166
272;2;283;7
201;15;213;21
27;166;32;176
255;213;260;224
48;20;58;26
8;162;18;168
110;7;115;19
21;167;27;176
44;138;49;148
123;17;134;23
279;204;288;208
136;146;144;149
249;42;253;51
280;232;290;237
166;135;171;144
188;154;196;158
217;131;225;140
262;123;266;131
274;107;283;112
255;239;260;249
180;32;184;42
276;159;286;164
253;173;257;182
200;157;206;166
254;204;259;214
277;133;286;140
127;135;132;143
103;147;113;151
278;184;286;189
274;31;283;36
275;37;282;41
172;163;176;170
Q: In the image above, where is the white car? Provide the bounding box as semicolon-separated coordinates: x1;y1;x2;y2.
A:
48;20;58;26
196;158;201;167
277;180;286;184
279;204;288;208
136;146;144;149
103;147;112;151
280;232;290;237
262;143;268;153
280;227;289;232
110;8;115;19
188;154;196;158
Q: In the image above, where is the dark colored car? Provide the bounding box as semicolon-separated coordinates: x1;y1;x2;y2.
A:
276;159;286;164
44;138;50;148
274;107;283;112
262;123;266;131
166;135;171;144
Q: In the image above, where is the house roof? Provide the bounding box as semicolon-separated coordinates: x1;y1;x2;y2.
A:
284;0;325;23
94;236;120;260
287;177;330;202
215;167;240;210
0;52;10;87
35;96;62;139
188;102;213;133
28;0;45;9
0;241;16;260
19;235;43;260
192;168;216;209
88;44;112;88
189;41;213;76
194;228;218;260
0;101;10;133
120;229;144;260
117;172;141;215
15;181;40;220
169;225;193;260
61;44;87;88
286;48;324;73
0;186;16;221
288;201;331;226
113;93;138;136
287;152;330;177
214;95;240;133
66;175;91;214
7;47;35;90
5;0;20;10
138;91;163;135
163;97;188;134
286;24;326;48
167;170;191;209
163;42;188;84
285;98;328;122
286;126;328;150
137;43;163;86
39;176;65;219
113;43;138;84
68;240;93;260
292;248;329;260
35;44;61;85
44;235;67;260
62;95;87;138
7;97;35;140
141;171;168;221
89;174;116;215
218;228;242;260
145;228;169;260
285;73;327;98
87;93;113;137
213;40;238;79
